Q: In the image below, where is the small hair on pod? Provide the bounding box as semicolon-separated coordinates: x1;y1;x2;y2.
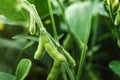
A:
47;60;61;80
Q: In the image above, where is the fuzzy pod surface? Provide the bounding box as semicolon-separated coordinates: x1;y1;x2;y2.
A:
45;42;66;62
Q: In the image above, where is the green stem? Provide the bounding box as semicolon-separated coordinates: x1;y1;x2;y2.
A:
21;1;45;31
90;15;98;48
76;21;91;80
76;44;87;80
63;62;74;80
115;25;120;45
31;5;44;31
47;0;58;41
109;0;114;23
61;67;68;80
88;14;99;67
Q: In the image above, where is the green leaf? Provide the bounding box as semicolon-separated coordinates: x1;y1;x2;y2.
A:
0;0;29;21
65;1;98;43
0;15;27;26
13;34;38;41
109;60;120;76
0;72;16;80
0;38;23;50
0;0;49;24
15;58;32;80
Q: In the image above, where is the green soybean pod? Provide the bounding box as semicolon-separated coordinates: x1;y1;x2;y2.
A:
29;13;36;35
47;60;61;80
34;30;49;59
34;36;45;60
61;47;76;66
45;42;66;62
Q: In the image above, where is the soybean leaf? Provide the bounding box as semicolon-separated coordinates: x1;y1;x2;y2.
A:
0;15;27;26
65;1;98;43
109;61;120;76
0;38;23;50
15;58;32;80
0;0;29;21
0;72;16;80
0;0;49;24
13;34;38;41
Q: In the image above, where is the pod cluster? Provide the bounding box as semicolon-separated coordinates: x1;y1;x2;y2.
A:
33;29;76;80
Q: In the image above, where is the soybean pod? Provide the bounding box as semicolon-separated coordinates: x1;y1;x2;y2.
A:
34;30;48;59
47;33;75;66
60;46;76;66
63;50;76;66
45;42;66;62
47;60;61;80
29;12;36;35
34;37;45;59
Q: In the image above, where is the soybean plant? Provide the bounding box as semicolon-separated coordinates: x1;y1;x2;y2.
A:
16;0;76;80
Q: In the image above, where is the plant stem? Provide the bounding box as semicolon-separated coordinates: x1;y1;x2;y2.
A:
20;0;45;31
76;44;87;80
63;62;74;80
88;14;99;67
31;5;44;31
76;20;91;80
90;15;98;48
47;0;58;41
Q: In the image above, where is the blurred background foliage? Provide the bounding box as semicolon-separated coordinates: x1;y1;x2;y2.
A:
0;0;120;80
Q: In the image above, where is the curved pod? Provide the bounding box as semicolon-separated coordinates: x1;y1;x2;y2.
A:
34;36;45;59
45;42;66;62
